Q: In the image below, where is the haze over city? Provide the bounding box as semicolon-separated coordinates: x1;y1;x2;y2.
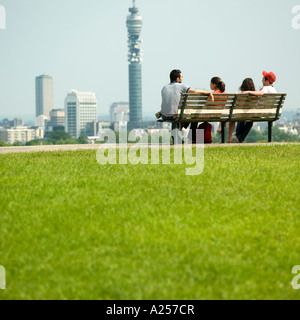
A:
1;1;300;302
0;0;300;120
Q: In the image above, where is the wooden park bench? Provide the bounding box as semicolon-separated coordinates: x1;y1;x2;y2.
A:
158;93;287;143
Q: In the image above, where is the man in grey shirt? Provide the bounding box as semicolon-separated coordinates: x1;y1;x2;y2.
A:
160;69;213;117
158;69;214;142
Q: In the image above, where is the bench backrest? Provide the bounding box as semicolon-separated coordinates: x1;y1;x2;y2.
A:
177;93;286;122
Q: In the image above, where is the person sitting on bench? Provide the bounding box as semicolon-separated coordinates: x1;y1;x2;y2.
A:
228;78;256;143
209;77;228;135
156;69;214;143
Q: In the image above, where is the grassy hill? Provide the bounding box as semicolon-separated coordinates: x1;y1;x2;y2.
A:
0;145;299;300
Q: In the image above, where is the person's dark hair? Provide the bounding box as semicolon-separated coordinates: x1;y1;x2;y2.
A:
170;69;182;82
211;77;226;93
240;78;256;92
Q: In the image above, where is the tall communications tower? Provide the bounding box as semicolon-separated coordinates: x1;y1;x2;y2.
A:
126;0;143;123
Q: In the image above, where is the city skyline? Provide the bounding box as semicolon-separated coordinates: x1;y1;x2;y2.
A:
0;0;300;120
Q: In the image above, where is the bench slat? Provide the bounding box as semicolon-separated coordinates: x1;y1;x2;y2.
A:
231;115;278;120
180;109;229;114
179;105;232;110
235;99;284;104
181;93;234;96
234;105;283;110
180;96;235;101
238;96;283;100
180;117;230;122
179;103;281;110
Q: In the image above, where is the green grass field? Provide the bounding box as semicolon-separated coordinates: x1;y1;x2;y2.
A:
0;145;300;300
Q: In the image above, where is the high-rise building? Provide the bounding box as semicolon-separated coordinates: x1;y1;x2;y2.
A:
126;0;143;123
35;75;54;119
49;109;65;127
13;118;24;127
44;109;65;137
65;90;98;138
110;102;130;122
35;115;48;128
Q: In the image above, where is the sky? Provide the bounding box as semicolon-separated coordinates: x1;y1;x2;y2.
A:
0;0;300;120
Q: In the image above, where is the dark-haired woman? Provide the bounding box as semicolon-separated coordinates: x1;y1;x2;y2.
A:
210;77;227;135
211;77;226;94
188;77;222;143
228;78;256;143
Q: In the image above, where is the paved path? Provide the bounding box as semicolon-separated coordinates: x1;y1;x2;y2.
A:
0;143;298;154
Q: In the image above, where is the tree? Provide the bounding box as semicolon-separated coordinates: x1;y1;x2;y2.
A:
13;141;24;146
26;140;41;146
0;141;10;147
244;129;264;143
47;130;78;145
77;134;88;144
262;126;300;143
49;130;72;142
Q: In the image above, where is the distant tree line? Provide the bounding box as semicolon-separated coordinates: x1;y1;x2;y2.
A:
212;125;300;143
0;130;88;147
0;126;299;147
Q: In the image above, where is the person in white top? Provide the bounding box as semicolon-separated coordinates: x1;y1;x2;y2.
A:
230;71;277;143
242;71;277;95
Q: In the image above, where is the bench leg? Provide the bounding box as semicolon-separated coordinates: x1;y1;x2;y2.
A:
221;122;226;144
268;122;273;143
172;122;180;145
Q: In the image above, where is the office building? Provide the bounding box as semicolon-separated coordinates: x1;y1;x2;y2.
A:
0;127;39;144
13;118;24;127
110;102;130;122
44;109;66;137
35;115;48;128
65;90;98;138
49;109;65;127
36;75;54;119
